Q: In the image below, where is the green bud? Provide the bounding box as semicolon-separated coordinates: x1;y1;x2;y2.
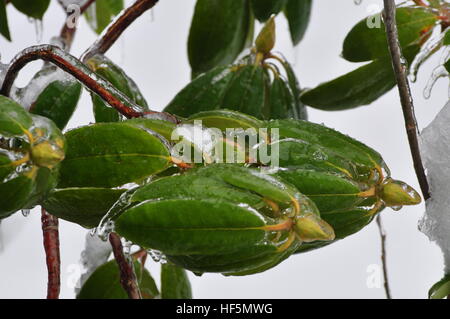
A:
31;141;65;169
294;213;335;242
380;178;421;207
255;16;276;54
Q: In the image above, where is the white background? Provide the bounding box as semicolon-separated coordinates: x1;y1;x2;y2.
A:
0;0;448;299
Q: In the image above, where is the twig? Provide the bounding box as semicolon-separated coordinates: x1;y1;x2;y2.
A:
382;0;430;201
59;0;97;51
412;0;427;7
0;45;177;122
82;0;159;62
109;233;142;299
41;208;61;299
376;215;392;299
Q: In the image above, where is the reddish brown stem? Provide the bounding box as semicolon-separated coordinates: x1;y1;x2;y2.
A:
382;0;430;200
60;0;97;50
41;208;61;299
0;45;178;122
412;0;428;6
82;0;159;62
109;233;142;299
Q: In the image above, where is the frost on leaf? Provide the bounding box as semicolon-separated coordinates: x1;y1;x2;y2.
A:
420;100;450;273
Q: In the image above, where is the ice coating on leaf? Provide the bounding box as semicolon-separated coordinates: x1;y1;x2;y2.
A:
75;232;112;294
15;67;77;110
409;28;448;83
419;100;450;272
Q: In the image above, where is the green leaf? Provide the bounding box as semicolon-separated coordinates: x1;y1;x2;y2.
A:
23;167;58;209
187;110;263;131
58;122;171;188
43;188;125;228
87;54;148;123
444;30;450;45
188;0;251;77
281;60;308;119
0;174;35;219
29;68;82;130
0;154;14;182
267;76;295;119
445;59;450;73
11;0;50;20
250;0;286;22
115;198;270;255
300;46;419;110
161;263;192;299
342;7;437;62
167;238;298;276
429;274;450;299
84;0;124;34
77;260;159;299
126;118;177;141
0;96;33;138
0;0;11;41
220;65;269;119
284;0;312;45
164;66;235;118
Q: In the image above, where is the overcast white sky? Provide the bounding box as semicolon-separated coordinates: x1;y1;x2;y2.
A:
0;0;448;299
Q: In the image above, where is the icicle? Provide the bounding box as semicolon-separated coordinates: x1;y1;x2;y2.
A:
423;65;449;99
32;19;44;44
409;28;447;83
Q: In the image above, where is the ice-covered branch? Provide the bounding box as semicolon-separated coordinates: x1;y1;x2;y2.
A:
0;45;177;120
82;0;159;62
109;233;142;299
41;208;61;299
382;0;430;200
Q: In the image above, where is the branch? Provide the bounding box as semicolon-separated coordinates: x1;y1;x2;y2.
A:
382;0;430;200
109;233;142;299
82;0;159;62
59;0;97;51
376;215;392;299
41;208;61;299
0;45;176;122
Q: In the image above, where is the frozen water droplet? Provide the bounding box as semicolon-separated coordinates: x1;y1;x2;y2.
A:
147;249;167;263
423;65;449;99
354;0;362;5
32;19;43;44
21;209;30;217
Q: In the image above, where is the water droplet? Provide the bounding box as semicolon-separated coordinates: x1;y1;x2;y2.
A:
391;205;403;212
147;249;166;263
21;209;30;217
354;0;362;5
